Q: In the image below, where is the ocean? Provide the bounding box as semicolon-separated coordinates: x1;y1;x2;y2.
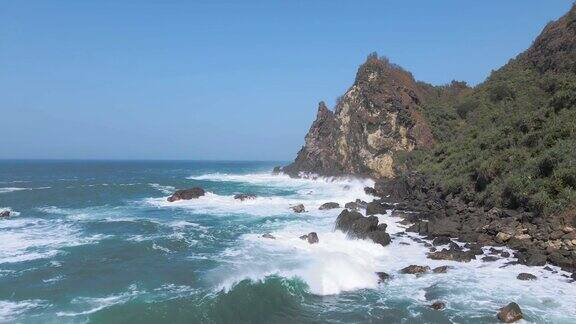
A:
0;160;574;323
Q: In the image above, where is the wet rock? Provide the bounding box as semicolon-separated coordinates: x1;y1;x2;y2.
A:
501;251;511;258
272;166;282;175
432;236;452;246
482;256;499;262
0;210;10;218
400;242;410;246
366;200;391;215
432;266;450;273
319;202;340;210
234;193;257;201
516;273;537;281
367;230;392;246
291;204;306;213
364;187;378;196
497;302;523;323
335;209;363;232
167;187;205;202
400;265;430;274
262;233;276;239
376;272;391;282
344;199;368;210
429;301;445;310
427;247;476;262
335;210;391;246
299;232;319;244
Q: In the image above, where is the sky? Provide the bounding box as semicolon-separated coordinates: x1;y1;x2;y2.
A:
0;0;573;160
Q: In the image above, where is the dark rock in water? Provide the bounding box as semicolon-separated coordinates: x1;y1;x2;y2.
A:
432;236;452;246
400;242;410;246
272;166;282;175
400;265;430;274
167;187;205;202
482;256;499;262
432;266;449;273
429;301;445;310
319;202;340;210
501;251;511;258
571;272;576;281
376;272;391;282
345;200;368;210
516;273;537;281
497;302;523;323
368;230;392;246
262;233;276;239
335;209;363;232
0;210;10;218
427;247;476;262
366;200;391;215
364;187;378;196
335;209;391;246
300;232;319;244
234;193;257;201
291;204;306;213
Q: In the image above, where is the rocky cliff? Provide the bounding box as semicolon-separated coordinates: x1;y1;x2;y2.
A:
284;54;435;178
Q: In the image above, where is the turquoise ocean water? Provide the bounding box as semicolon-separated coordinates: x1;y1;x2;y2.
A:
0;160;575;323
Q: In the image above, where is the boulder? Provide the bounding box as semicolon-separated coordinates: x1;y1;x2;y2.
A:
300;232;319;244
497;302;523;323
376;272;391;283
291;204;306;213
0;210;10;218
234;193;257;201
432;236;452;246
364;187;378;196
427;247;476;262
432;266;450;273
335;210;391;247
482;256;499;262
400;265;430;274
262;233;276;239
366;200;391;215
344;199;368;210
319;202;340;210
516;273;537;281
167;187;206;202
429;301;445;310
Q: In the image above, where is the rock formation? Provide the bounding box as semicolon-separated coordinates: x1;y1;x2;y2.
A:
167;188;205;202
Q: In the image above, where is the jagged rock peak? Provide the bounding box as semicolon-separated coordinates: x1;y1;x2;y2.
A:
285;53;434;179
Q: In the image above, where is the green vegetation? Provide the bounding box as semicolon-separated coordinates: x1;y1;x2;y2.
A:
405;6;576;217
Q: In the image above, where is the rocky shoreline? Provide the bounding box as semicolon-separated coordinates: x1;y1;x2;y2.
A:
363;172;576;278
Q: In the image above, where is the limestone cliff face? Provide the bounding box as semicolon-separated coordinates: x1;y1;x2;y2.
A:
285;55;434;178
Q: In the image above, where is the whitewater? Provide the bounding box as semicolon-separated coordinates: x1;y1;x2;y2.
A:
0;161;574;323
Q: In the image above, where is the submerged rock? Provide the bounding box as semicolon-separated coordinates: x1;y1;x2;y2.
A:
234;193;257;201
432;266;450;273
400;265;430;274
497;302;523;323
0;210;10;218
272;166;282;175
262;233;276;240
432;236;452;246
516;273;537;281
167;187;205;202
429;301;445;310
376;272;391;283
319;202;340;210
300;232;319;244
291;204;306;213
482;256;499;262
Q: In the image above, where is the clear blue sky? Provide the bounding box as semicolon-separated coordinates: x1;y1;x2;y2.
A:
1;0;573;160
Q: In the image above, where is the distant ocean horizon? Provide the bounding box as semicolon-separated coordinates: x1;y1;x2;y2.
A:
1;160;574;323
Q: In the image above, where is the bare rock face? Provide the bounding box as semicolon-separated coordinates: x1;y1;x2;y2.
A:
497;302;523;323
167;188;205;202
291;204;306;213
284;54;434;178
